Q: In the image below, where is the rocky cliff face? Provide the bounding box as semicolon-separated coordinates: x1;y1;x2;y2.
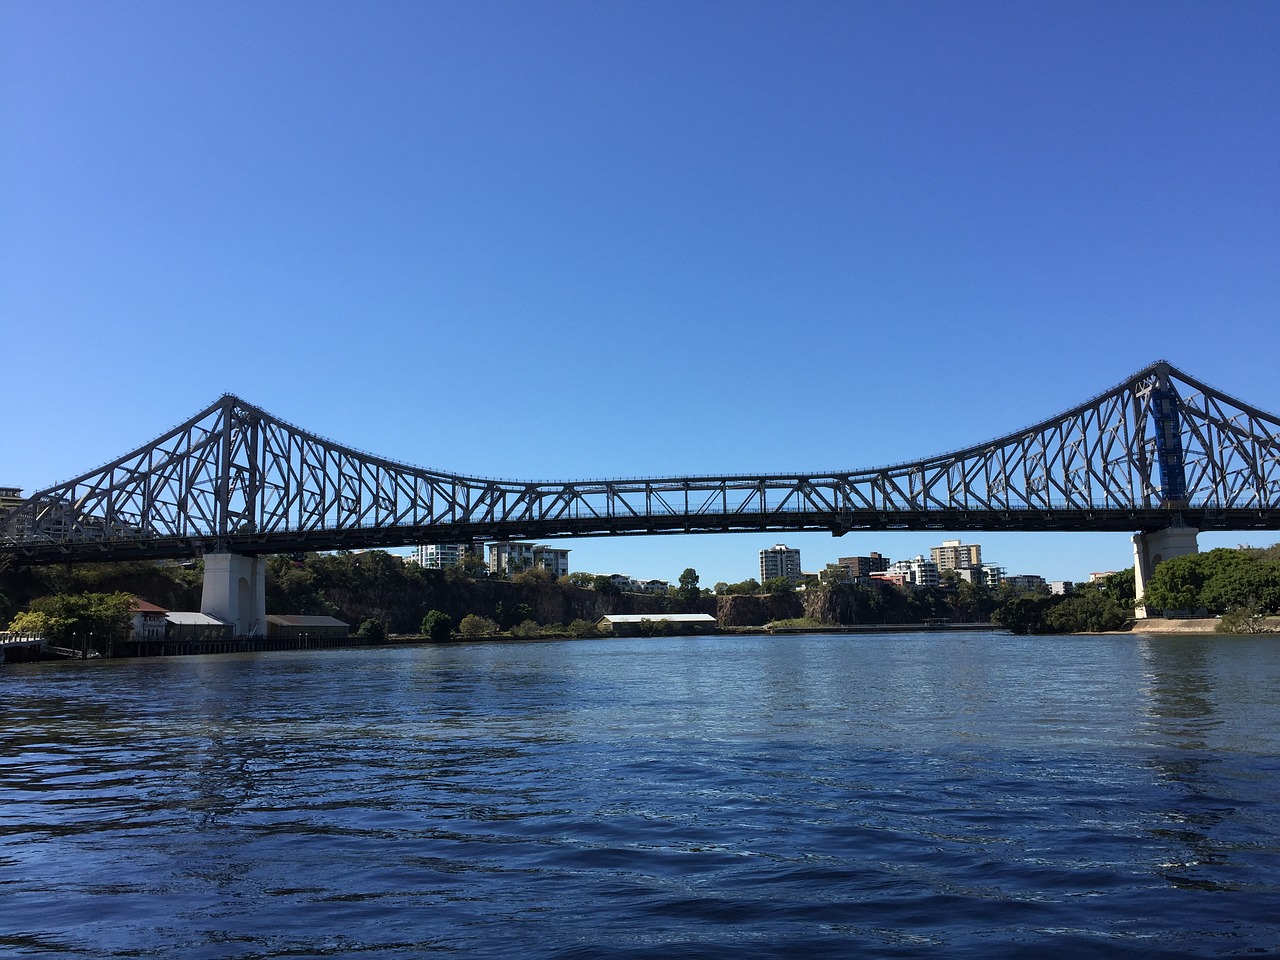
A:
803;586;857;625
716;593;804;627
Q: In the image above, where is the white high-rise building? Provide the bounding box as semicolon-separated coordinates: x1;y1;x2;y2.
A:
487;541;571;579
887;555;940;588
412;543;479;569
760;544;802;584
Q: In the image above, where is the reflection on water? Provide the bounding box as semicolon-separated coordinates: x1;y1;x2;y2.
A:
1136;635;1277;893
1139;635;1222;747
2;633;1279;959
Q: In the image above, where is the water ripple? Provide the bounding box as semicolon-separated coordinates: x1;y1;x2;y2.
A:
2;633;1278;958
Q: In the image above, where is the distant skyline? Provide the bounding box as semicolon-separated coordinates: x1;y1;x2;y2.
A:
3;2;1277;585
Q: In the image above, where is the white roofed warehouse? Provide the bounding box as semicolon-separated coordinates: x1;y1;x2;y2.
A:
595;613;718;637
266;615;350;640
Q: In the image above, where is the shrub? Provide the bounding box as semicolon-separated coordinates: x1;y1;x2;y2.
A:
356;617;387;642
514;567;553;585
458;614;500;638
1216;605;1271;634
421;610;453;642
566;618;597;638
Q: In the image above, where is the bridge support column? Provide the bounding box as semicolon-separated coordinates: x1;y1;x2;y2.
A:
1132;528;1199;618
202;552;267;637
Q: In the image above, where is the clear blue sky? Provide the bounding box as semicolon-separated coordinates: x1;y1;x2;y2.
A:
3;1;1277;585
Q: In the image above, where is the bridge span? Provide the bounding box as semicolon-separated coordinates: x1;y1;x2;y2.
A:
2;360;1278;629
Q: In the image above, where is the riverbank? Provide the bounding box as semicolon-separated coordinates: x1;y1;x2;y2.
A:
1131;616;1280;634
1131;617;1221;633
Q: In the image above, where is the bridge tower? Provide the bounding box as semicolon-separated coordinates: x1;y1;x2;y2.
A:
201;553;267;636
1132;364;1198;617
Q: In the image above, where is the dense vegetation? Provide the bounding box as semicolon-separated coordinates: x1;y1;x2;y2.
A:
7;591;138;645
992;570;1134;634
1141;546;1280;616
2;551;709;642
5;544;1279;643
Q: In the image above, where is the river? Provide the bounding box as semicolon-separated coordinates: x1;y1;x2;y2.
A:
2;632;1278;958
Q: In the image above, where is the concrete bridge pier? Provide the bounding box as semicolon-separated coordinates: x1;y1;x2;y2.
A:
1132;527;1199;618
202;552;267;636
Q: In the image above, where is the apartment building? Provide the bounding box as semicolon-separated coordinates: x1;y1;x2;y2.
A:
931;539;982;571
836;552;890;578
412;543;478;569
487;541;571;579
885;555;940;588
760;544;802;584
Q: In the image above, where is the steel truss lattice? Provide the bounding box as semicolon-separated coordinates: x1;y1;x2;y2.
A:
3;361;1279;563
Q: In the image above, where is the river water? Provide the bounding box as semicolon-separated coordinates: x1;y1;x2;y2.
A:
2;632;1278;959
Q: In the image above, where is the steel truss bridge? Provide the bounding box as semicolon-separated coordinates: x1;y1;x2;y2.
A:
3;361;1280;565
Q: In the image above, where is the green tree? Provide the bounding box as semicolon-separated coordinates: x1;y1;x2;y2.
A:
509;619;541;638
1043;591;1130;633
563;572;596;589
514;566;553;586
457;550;489;578
7;609;66;638
458;614;500;638
1142;548;1280;615
716;578;761;596
28;592;136;646
566;618;598;638
992;593;1062;634
1216;603;1269;634
950;579;996;623
761;576;795;596
266;555;331;616
356;617;387;643
421;609;453;642
673;568;701;608
1200;552;1280;613
591;575;621;598
1098;568;1136;605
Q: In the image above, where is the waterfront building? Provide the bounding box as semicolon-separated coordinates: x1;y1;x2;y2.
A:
533;546;571;579
164;612;235;642
836;553;889;578
131;598;168;641
1005;574;1047;592
870;571;910;589
598;575;668;594
886;555;940;588
595;613;718;636
266;614;350;640
760;544;802;584
931;539;982;571
910;555;940;588
0;486;23;518
488;541;536;576
412;543;478;569
607;573;638;592
487;542;571;579
953;564;1006;588
1049;581;1074;596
